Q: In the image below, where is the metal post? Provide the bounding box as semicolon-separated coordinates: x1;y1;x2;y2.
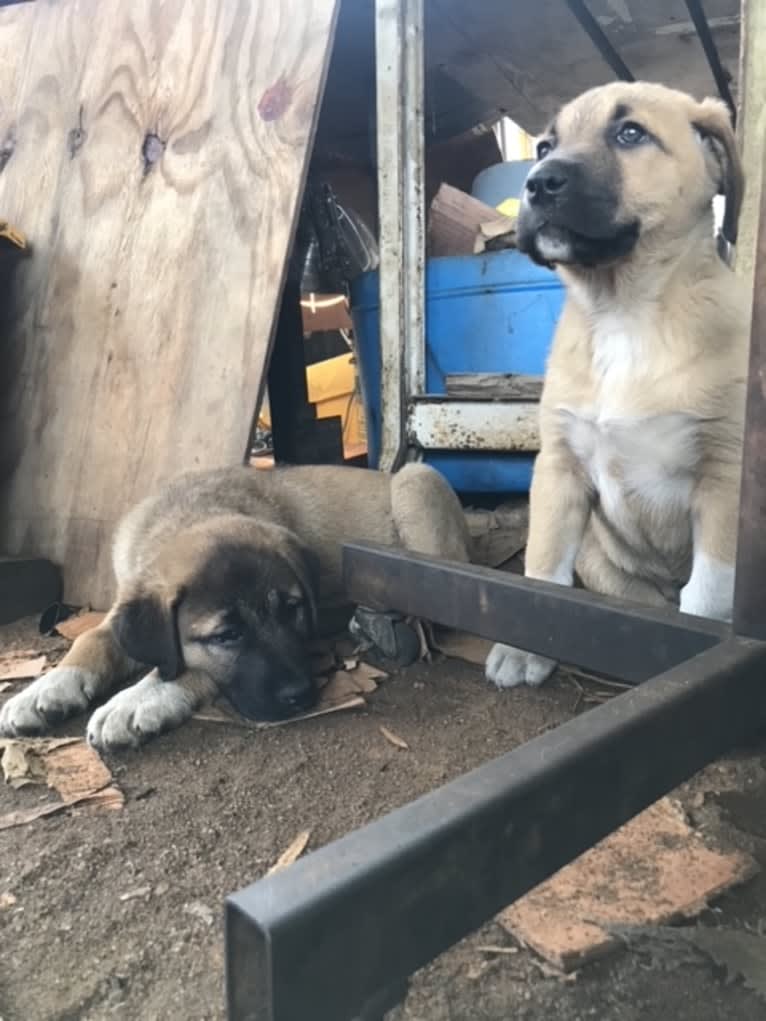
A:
375;0;426;470
733;138;766;639
681;0;737;121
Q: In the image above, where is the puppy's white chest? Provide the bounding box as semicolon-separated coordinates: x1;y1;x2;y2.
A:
560;409;700;513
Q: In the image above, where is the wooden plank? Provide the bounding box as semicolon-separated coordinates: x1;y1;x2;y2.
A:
427;183;509;258
445;373;544;401
0;0;339;607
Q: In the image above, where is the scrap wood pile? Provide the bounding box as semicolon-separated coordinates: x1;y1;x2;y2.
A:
427;182;518;258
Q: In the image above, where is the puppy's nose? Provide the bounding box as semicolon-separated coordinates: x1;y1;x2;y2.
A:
279;683;316;714
525;160;569;205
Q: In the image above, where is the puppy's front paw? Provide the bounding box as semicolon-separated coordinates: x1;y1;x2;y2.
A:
87;673;193;750
485;643;556;689
0;667;100;736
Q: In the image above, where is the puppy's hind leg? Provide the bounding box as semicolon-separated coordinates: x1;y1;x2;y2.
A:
390;462;472;562
0;614;139;737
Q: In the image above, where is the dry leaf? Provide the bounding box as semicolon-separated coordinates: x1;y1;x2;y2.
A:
431;628;493;666
45;741;114;803
0;892;17;909
0;737;123;818
0;801;69;830
55;611;106;641
262;696;366;726
476;945;519;956
379;726;409;750
194;694;367;730
120;886;152;902
0;681;12;694
322;669;377;704
1;741;47;788
355;661;387;682
0;653;46;682
267;829;311;876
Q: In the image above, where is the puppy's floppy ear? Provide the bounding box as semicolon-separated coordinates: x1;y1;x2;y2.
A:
111;587;184;680
281;538;321;632
692;97;744;246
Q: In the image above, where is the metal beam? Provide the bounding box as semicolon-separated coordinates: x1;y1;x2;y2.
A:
226;638;766;1021
682;0;737;122
375;0;426;470
563;0;635;82
342;543;726;683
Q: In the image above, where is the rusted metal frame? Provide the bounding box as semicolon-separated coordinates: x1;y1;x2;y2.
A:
407;399;540;452
225;637;766;1021
342;543;726;682
375;0;426;470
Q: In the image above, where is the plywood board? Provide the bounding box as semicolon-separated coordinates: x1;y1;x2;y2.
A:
0;0;339;607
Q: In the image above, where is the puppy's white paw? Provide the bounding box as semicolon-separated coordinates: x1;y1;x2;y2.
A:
0;667;100;735
87;673;194;750
485;643;556;689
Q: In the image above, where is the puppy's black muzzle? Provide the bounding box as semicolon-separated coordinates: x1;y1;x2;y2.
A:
524;158;571;209
518;156;639;267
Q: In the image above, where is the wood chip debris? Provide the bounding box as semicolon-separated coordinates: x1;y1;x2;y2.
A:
379;726;409;750
55;610;107;641
431;628;493;666
0;737;124;829
119;886;152;902
267;829;311;876
498;797;758;973
0;651;47;682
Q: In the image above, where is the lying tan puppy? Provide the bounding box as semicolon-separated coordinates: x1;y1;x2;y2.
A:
0;464;471;748
486;81;747;689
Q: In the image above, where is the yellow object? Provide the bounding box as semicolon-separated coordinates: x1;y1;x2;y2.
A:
307;352;367;454
259;352;367;457
496;197;520;219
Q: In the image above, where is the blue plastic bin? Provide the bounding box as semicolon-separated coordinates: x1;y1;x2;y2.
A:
349;249;565;493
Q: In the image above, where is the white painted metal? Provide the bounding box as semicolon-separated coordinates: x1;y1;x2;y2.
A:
407;401;541;452
375;0;426;470
402;0;426;400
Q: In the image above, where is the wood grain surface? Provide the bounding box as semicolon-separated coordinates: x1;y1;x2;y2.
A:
0;0;339;606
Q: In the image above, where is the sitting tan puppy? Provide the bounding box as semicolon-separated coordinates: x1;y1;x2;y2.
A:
486;82;747;689
0;464;471;748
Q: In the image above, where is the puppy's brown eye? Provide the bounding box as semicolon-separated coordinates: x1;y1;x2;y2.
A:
616;122;647;147
205;627;243;646
536;139;553;160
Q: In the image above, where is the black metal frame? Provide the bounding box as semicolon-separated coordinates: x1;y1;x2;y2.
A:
225;8;764;1021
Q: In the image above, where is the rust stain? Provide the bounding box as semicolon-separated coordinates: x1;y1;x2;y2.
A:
258;77;293;122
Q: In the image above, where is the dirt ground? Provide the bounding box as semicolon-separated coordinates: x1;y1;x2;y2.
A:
2;615;766;1021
